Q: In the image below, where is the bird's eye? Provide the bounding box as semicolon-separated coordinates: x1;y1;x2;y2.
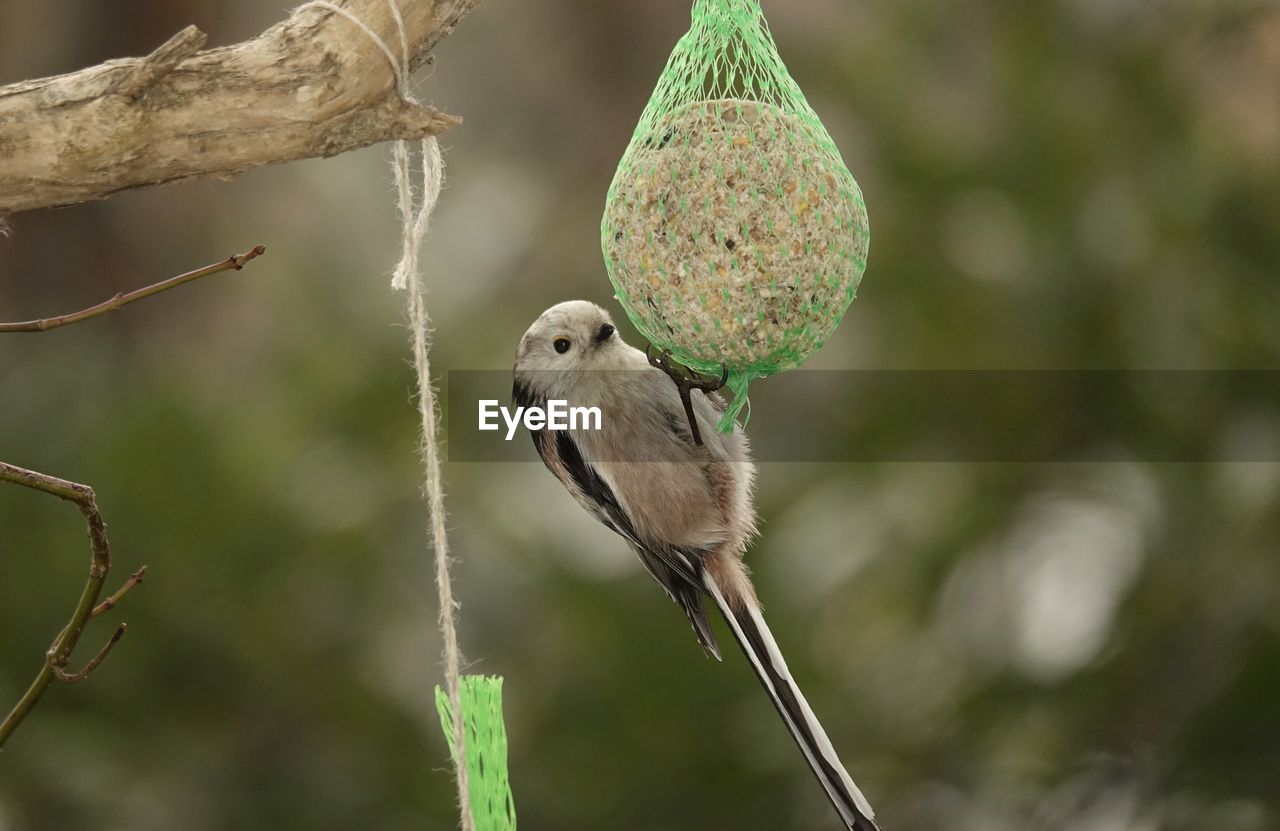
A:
596;323;615;343
553;337;571;354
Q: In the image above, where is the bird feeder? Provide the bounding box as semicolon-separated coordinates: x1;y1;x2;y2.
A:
602;0;870;430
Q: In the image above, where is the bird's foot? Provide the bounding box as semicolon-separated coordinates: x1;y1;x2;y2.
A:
645;344;729;446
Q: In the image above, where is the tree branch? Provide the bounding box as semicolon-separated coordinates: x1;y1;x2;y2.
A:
0;0;482;215
0;463;144;749
1;236;268;745
0;245;266;333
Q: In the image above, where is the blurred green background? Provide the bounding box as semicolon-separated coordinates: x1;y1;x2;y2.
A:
2;1;1279;829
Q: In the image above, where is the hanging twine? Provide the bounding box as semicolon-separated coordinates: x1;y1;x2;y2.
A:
308;3;471;829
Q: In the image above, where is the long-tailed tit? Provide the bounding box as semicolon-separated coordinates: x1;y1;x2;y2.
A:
513;300;880;831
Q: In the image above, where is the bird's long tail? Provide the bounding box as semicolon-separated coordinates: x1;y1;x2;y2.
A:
705;574;881;831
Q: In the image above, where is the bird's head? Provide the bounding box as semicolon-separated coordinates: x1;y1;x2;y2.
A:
514;300;625;398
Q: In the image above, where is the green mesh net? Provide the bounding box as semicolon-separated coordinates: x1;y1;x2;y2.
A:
601;0;870;431
435;675;517;831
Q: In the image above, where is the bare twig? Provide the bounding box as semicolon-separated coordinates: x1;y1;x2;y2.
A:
0;462;144;749
0;0;481;215
52;625;128;684
92;567;147;618
1;240;261;745
0;245;265;333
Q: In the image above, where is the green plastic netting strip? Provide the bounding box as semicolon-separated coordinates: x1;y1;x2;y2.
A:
435;675;517;831
602;0;870;431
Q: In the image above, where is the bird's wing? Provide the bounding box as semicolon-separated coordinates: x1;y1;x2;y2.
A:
544;429;699;580
530;423;722;658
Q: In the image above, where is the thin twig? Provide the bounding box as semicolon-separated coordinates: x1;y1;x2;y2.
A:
92;567;147;618
51;625;128;684
0;462;144;749
1;243;255;747
0;245;265;333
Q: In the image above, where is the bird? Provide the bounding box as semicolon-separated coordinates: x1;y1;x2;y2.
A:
513;299;881;831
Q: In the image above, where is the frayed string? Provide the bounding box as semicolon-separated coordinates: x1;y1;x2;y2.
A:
305;4;471;831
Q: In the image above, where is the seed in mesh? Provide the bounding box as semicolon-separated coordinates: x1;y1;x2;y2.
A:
604;99;869;371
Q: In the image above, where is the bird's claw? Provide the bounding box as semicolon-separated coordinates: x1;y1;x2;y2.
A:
644;344;728;446
646;344;727;391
